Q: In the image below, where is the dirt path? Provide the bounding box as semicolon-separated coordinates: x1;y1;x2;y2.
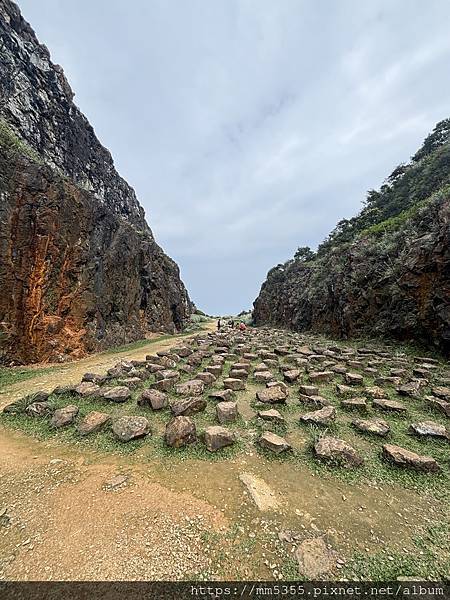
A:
0;322;216;411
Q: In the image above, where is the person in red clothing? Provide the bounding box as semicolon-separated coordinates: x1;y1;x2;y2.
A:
239;322;246;331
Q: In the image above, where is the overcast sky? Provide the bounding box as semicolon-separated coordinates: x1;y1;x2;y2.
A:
17;0;450;315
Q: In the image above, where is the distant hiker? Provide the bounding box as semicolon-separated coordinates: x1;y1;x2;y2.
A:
217;319;221;331
239;322;246;331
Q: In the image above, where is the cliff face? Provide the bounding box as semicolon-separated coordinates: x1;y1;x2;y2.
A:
0;0;191;363
253;124;450;354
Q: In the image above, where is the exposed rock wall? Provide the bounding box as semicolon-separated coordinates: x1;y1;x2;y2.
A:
253;189;450;354
0;0;191;363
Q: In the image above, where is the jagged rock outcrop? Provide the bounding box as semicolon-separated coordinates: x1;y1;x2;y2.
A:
0;0;191;363
254;122;450;354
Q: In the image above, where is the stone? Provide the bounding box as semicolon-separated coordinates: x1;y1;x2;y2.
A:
155;369;179;381
341;397;367;410
409;421;449;439
82;372;105;383
101;386;131;402
77;411;110;435
51;405;79;428
344;372;363;386
256;387;287;404
284;369;301;383
152;378;176;392
298;384;319;396
258;431;291;454
267;381;289;393
205;365;222;377
25;401;52;417
172;346;192;358
253;371;274;383
335;384;354;396
297;346;313;356
229;369;248;380
352;418;390;437
165;416;196;448
314;436;363;467
432;387;450;401
117;377;142;388
239;473;280;511
295;537;336;578
397;381;421;397
373;398;407;413
175;379;205;396
298;394;332;407
74;382;101;397
138;389;167;410
216;401;238;424
300;406;336;426
52;385;76;396
223;378;245;391
426;396;450;417
382;444;440;473
365;386;387;399
209;389;235;402
204;426;235;452
309;371;334;383
258;409;285;424
171;396;207;416
196;372;216;385
112;416;150;442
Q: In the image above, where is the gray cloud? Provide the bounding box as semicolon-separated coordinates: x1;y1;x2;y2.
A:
17;0;450;314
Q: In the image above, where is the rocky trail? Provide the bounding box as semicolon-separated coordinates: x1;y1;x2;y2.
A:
0;324;449;581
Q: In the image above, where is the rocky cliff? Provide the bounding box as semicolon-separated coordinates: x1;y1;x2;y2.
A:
0;0;191;363
253;121;450;354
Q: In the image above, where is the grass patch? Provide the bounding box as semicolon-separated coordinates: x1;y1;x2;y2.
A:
0;366;59;388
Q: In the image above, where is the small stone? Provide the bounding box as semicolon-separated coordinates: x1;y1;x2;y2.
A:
352;417;390;437
25;401;52;417
284;369;301;383
101;386;131;402
196;372;216;385
204;426;235;451
309;371;334;383
171;396;207;416
373;398;407;413
138;389;167;410
165;416;196;448
112;416;150;442
314;436;363;467
300;406;336;426
258;431;291;454
216;401;238;424
256;387;287;404
51;405;79;428
409;421;449;440
223;378;245;391
74;382;100;397
258;409;285;424
299;385;319;396
209;389;234;402
77;411;110;435
382;444;440;473
341;397;367;410
175;379;205;396
344;372;363;386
